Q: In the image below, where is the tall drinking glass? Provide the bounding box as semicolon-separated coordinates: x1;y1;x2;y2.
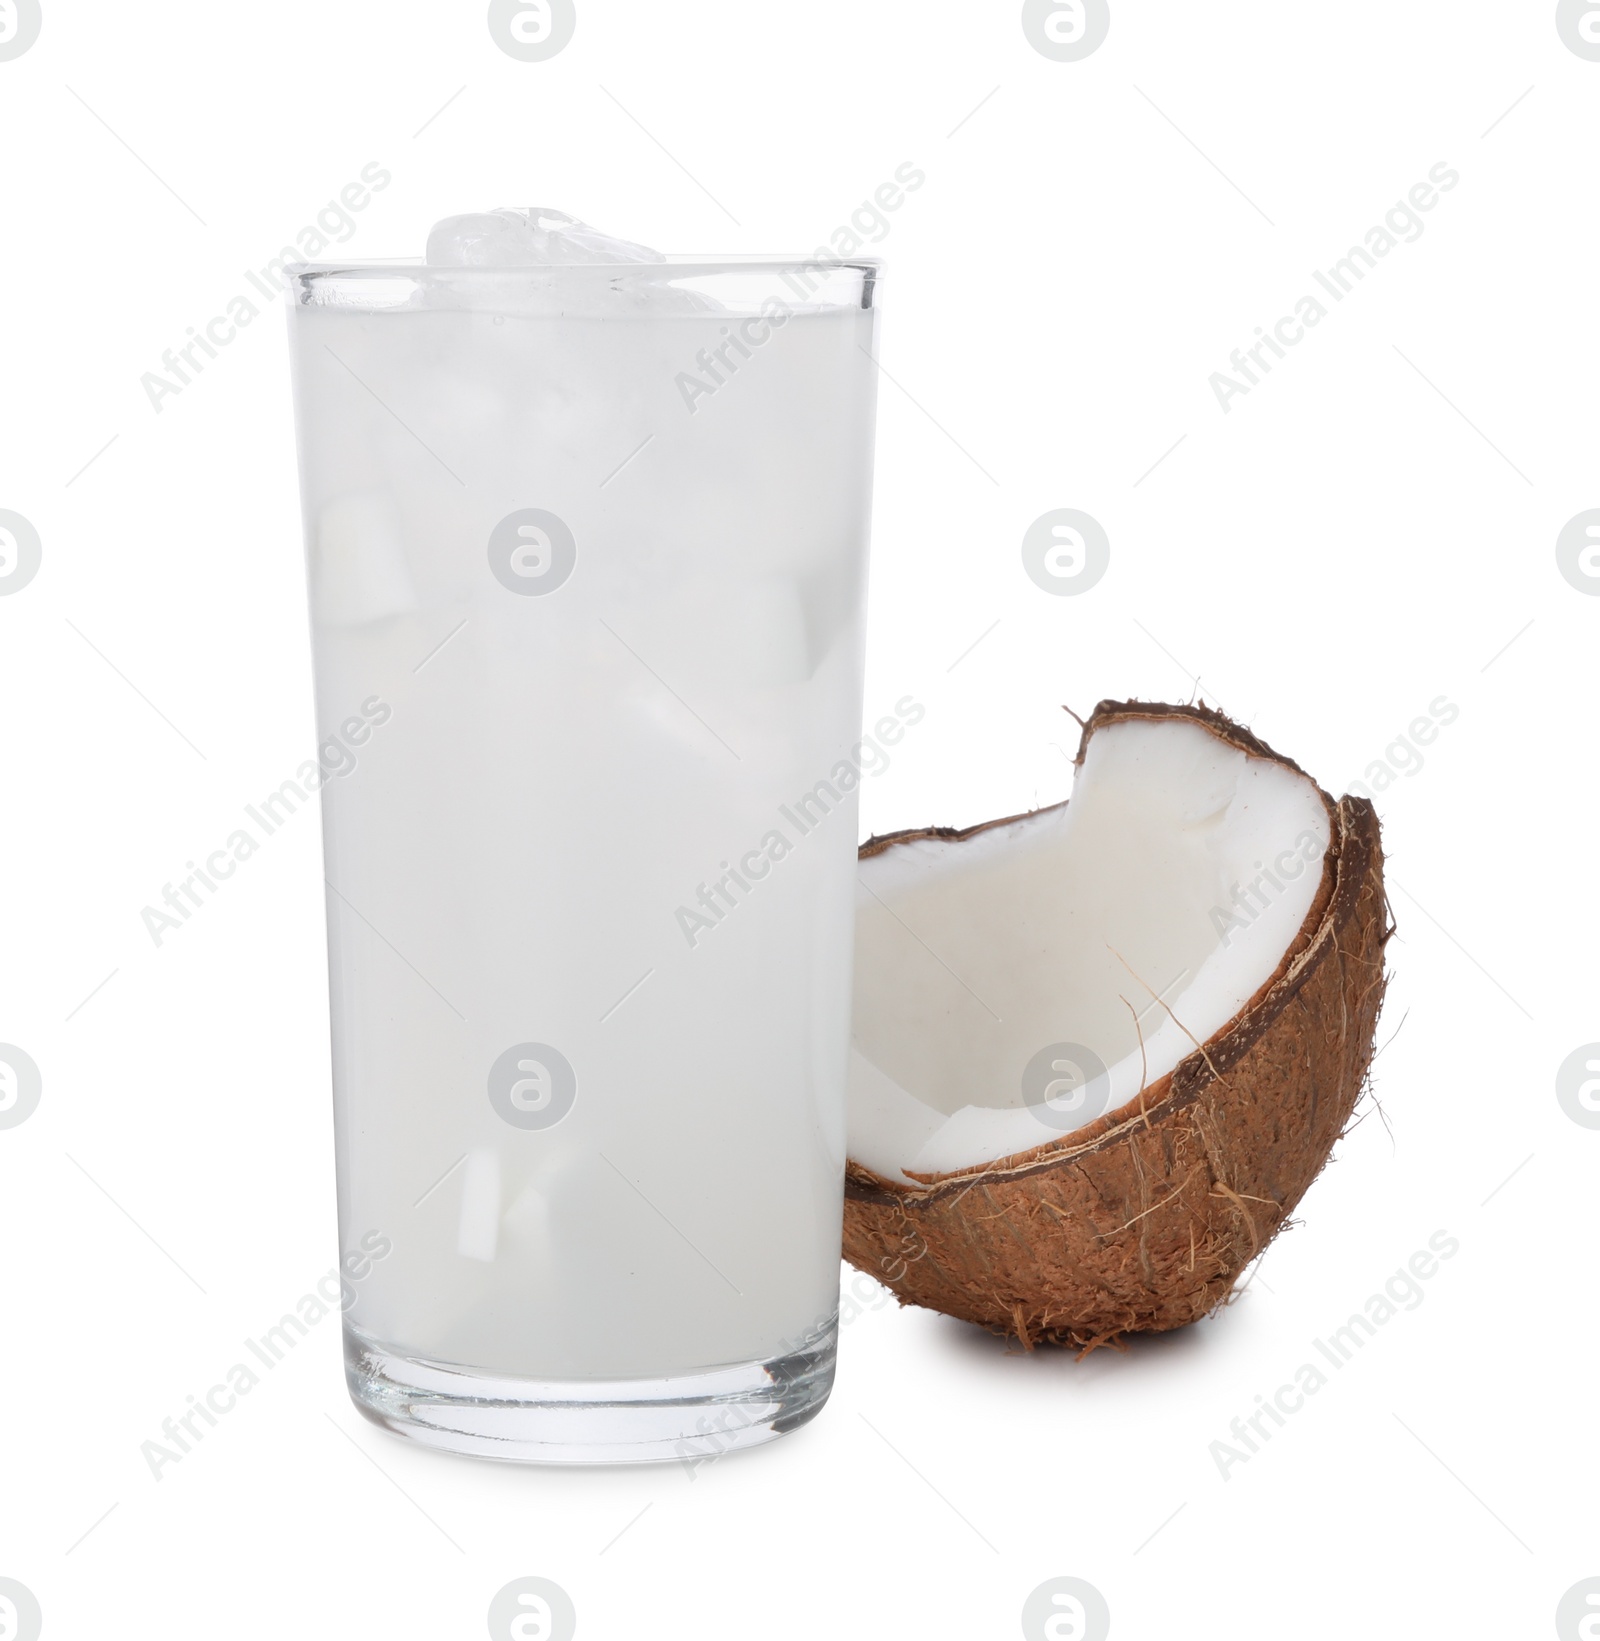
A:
284;258;880;1462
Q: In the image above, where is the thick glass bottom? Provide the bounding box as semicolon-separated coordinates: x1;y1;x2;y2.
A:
343;1317;837;1466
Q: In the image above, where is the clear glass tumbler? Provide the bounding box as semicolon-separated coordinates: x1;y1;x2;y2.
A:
284;257;880;1463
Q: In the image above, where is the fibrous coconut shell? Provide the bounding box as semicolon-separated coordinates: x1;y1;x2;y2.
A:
842;699;1390;1351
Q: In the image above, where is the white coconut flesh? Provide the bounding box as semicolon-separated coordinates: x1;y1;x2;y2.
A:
848;716;1332;1184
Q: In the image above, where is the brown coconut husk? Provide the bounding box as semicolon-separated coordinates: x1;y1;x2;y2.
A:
842;699;1389;1352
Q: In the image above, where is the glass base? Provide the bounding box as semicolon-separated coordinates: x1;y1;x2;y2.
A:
343;1318;837;1466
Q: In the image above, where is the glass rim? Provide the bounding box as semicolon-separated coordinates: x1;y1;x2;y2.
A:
287;258;882;314
287;256;885;278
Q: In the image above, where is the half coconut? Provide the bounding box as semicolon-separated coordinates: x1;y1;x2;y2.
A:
843;700;1388;1350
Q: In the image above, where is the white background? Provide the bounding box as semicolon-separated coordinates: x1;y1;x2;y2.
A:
1;2;1595;1636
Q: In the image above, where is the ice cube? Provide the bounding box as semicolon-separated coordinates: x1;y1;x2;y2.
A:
456;1148;502;1263
426;207;664;267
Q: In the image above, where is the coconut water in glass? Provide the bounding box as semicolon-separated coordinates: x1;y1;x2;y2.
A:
284;230;879;1463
